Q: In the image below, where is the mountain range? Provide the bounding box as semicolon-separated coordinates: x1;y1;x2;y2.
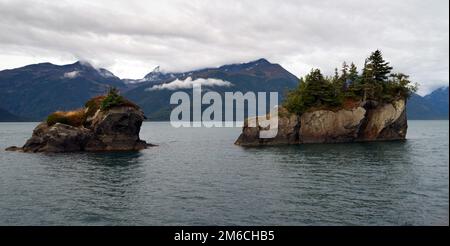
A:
0;59;448;121
407;87;449;120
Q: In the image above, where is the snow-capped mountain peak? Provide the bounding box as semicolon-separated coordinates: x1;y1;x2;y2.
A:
144;66;164;81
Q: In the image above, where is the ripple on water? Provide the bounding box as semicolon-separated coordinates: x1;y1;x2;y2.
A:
0;121;448;225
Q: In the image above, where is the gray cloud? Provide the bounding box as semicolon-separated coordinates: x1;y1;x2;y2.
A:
0;0;448;95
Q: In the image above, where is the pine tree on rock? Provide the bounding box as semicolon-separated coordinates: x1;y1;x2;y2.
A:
348;62;359;82
367;50;393;83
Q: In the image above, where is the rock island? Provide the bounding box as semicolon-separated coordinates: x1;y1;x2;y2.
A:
6;88;152;152
236;50;417;146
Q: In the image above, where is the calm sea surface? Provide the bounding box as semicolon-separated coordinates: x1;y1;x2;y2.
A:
0;121;448;225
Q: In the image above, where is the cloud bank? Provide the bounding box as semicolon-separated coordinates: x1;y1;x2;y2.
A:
0;0;448;95
147;77;232;91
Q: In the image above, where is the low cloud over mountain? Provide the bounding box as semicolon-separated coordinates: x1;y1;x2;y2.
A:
147;77;232;91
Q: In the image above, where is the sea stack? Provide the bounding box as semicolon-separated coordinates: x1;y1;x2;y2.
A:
6;89;152;152
236;50;416;146
235;99;407;146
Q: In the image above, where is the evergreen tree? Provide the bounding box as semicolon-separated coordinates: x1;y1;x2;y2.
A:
341;61;349;80
345;62;360;98
333;67;340;82
306;69;342;107
367;50;392;83
339;61;349;91
284;69;342;114
387;73;418;99
360;59;376;101
348;62;358;82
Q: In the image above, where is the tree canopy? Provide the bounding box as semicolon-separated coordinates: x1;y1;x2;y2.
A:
284;50;418;115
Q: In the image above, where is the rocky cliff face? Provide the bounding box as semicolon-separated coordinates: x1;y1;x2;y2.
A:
235;99;407;146
6;106;151;153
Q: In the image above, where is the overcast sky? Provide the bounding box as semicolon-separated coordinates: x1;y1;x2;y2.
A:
0;0;448;95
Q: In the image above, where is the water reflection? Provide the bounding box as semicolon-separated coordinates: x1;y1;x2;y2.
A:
33;152;147;225
241;140;414;164
86;151;144;165
237;140;426;225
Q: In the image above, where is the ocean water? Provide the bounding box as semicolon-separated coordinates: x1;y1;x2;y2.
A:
0;121;448;226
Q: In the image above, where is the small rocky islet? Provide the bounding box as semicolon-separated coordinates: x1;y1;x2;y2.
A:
6;88;153;152
234;99;407;146
235;50;415;146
